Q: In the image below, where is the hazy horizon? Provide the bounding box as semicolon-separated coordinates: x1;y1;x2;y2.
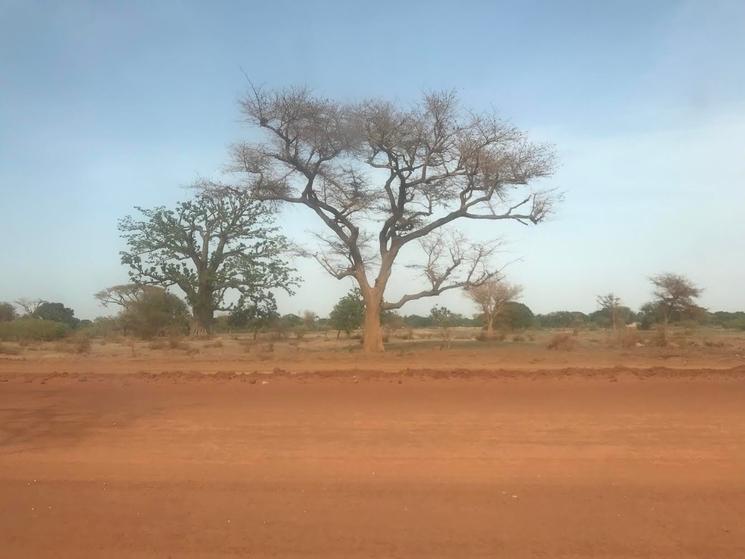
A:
2;0;744;320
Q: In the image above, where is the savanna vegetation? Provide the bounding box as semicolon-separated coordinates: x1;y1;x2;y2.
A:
1;90;742;354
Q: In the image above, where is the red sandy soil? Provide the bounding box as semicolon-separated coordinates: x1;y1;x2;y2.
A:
2;368;745;558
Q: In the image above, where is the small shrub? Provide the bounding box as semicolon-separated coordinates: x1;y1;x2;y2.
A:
168;336;186;350
651;327;668;347
547;332;575;351
512;334;525;342
618;328;641;348
148;340;167;350
202;339;224;349
73;334;92;354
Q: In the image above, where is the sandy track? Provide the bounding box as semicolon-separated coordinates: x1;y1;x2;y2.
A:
1;370;745;558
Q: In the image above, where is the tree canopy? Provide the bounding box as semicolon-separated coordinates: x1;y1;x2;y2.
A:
232;86;556;351
650;273;703;324
466;280;523;336
119;187;296;334
34;302;79;328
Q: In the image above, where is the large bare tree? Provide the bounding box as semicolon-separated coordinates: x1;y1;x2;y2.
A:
232;86;556;351
466;280;523;337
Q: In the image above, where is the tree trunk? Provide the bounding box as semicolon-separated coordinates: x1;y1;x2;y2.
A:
191;298;214;337
362;291;384;353
486;315;495;338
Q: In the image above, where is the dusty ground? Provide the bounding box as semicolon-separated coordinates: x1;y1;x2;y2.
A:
2;355;745;558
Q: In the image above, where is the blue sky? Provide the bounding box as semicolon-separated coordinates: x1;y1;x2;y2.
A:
1;0;744;319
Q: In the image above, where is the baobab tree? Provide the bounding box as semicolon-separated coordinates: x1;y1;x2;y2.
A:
467;280;523;338
232;86;556;351
119;187;296;335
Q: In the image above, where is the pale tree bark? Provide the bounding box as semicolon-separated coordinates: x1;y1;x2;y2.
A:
232;86;556;352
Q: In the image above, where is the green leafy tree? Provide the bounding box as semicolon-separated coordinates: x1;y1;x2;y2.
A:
34;302;79;328
227;300;279;337
495;302;535;330
119;187;296;335
0;302;16;322
650;273;703;326
329;289;365;337
536;311;588;329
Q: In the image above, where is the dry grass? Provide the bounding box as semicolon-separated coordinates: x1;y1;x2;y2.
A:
618;327;641;348
547;332;575;351
0;343;21;355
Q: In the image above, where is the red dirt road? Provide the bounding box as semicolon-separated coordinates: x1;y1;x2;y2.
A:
1;370;745;558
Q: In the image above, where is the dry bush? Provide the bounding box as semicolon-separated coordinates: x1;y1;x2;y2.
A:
475;331;507;342
512;334;525;342
203;339;224;348
52;334;92;355
74;335;92;354
399;329;414;340
651;327;668;347
148;340;167;350
618;328;641;348
168;336;186;350
0;343;21;355
547;332;575;351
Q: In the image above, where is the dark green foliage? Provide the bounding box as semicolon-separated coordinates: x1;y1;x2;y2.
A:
402;314;433;328
495;302;536;330
330;289;365;335
227;300;280;333
34;302;79;328
708;311;745;330
535;311;588;328
0;318;69;341
118;288;190;339
588;305;636;328
0;302;16;322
